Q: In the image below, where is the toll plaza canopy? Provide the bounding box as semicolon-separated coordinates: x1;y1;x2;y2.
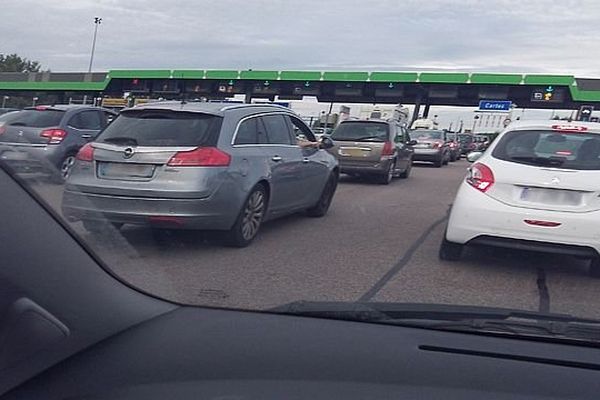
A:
2;69;600;109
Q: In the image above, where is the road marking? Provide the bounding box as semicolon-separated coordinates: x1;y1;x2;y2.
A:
536;268;550;313
358;211;450;302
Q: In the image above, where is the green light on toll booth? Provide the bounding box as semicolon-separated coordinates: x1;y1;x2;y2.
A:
228;80;235;86
304;81;311;88
388;82;394;89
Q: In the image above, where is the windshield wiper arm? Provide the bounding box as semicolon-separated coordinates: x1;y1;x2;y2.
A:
510;156;565;167
270;301;599;324
102;137;139;146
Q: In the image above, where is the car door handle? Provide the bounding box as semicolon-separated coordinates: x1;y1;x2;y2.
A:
81;134;93;139
303;157;310;163
271;156;283;162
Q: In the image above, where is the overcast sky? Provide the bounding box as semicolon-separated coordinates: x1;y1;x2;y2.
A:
2;0;599;77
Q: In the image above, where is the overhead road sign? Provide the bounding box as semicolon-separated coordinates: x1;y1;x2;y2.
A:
479;100;512;112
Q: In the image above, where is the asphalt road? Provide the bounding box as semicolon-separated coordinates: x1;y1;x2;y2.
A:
29;160;600;319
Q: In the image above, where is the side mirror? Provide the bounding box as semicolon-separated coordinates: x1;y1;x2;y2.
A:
408;140;418;146
467;151;484;163
320;136;334;150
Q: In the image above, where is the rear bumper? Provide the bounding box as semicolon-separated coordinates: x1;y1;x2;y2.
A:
62;189;239;230
0;143;63;173
413;149;443;162
446;181;600;257
339;158;393;174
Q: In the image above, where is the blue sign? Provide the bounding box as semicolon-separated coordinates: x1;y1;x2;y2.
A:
479;100;512;112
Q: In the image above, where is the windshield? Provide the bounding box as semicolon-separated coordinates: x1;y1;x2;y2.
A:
98;110;222;147
3;109;64;127
331;122;389;142
4;1;600;349
492;129;600;170
411;130;444;140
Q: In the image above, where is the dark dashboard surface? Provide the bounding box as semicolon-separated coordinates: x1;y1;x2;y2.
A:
7;306;600;399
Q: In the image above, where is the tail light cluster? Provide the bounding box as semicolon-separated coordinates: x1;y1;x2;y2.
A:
431;141;442;149
380;141;394;157
40;128;68;144
0;126;5;135
167;147;231;167
76;143;95;162
467;162;495;193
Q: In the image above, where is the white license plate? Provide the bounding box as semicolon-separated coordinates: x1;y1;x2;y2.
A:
98;162;154;178
519;187;582;206
339;148;369;157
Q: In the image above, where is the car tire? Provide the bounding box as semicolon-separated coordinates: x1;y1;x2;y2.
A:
590;258;600;278
433;157;443;168
379;161;395;184
307;173;338;217
443;152;450;165
49;153;77;184
450;153;458;162
225;184;267;247
398;160;412;179
439;236;463;261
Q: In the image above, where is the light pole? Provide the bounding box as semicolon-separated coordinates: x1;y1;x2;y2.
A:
88;17;102;73
32;97;39;107
1;96;9;108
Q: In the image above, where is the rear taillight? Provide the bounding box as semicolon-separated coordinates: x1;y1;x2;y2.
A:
40;128;68;144
76;143;94;162
468;143;477;150
431;141;442;149
0;126;5;135
467;162;495;193
167;147;231;167
381;141;394;156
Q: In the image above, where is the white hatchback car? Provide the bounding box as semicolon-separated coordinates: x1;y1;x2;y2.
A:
441;120;600;275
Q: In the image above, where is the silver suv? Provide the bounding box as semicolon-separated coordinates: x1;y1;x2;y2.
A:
62;102;339;247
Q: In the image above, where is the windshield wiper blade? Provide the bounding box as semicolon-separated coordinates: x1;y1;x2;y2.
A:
8;122;27;127
270;301;599;324
102;137;139;146
510;156;565;167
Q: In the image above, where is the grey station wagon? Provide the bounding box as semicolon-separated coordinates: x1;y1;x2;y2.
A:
62;102;339;247
0;105;116;181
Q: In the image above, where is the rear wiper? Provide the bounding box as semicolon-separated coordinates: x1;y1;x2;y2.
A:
270;301;600;341
353;135;385;141
8;122;27;127
510;156;565;167
102;137;139;146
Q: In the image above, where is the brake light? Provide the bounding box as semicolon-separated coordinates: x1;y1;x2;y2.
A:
524;219;562;228
167;147;231;167
76;143;94;162
467;162;495;193
34;106;48;111
431;141;442;149
551;124;588;132
381;141;394;156
40;128;67;144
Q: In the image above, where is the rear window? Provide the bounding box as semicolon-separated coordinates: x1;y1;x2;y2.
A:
4;109;65;128
331;122;389;142
458;135;473;143
492;129;600;170
97;110;223;147
411;130;444;140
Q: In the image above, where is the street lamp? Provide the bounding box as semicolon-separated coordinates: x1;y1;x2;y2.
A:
1;96;9;108
32;97;39;107
88;17;102;73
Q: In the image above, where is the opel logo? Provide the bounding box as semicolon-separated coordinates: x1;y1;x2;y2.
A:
17;130;23;137
123;147;135;159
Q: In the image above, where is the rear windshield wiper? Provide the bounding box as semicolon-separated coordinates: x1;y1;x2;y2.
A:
8;122;27;127
102;137;139;146
510;156;566;167
270;301;600;343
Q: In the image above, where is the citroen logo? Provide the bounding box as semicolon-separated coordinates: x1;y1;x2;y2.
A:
123;147;135;159
551;177;560;185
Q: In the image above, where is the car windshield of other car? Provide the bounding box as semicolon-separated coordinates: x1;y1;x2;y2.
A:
1;109;64;128
97;110;222;147
493;129;600;170
411;130;443;140
330;121;388;142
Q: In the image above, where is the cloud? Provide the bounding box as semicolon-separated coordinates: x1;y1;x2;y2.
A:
1;0;599;76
